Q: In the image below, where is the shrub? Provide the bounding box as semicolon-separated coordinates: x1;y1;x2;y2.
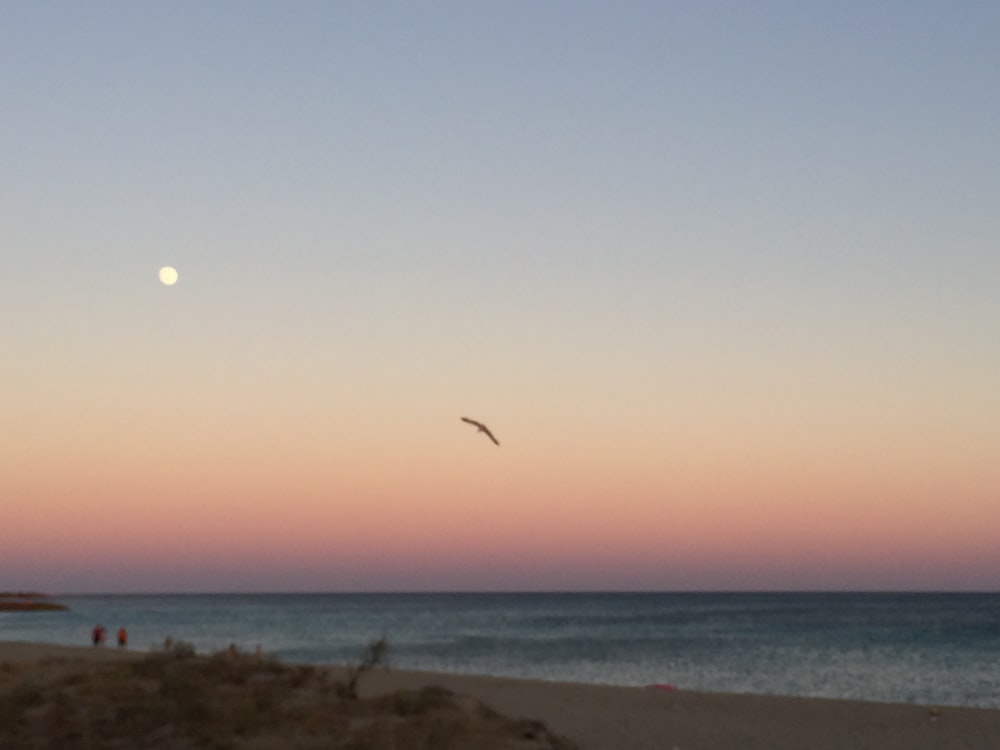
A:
341;636;390;701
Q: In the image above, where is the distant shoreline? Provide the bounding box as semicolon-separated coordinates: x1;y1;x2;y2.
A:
0;593;68;612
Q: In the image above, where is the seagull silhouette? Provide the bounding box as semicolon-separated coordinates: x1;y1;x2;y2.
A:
461;417;500;446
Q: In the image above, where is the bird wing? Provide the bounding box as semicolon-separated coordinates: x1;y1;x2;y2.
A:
460;417;500;445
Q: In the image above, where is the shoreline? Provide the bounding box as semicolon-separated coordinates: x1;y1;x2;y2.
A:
0;593;68;611
0;601;69;612
2;640;999;749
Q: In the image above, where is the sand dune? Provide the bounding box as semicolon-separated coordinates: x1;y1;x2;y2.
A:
2;641;998;749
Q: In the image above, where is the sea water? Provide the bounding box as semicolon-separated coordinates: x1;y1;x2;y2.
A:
2;592;997;708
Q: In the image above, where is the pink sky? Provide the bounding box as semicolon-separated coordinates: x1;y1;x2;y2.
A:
5;356;999;591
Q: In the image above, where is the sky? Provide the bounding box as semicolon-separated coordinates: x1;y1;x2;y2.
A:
3;1;999;593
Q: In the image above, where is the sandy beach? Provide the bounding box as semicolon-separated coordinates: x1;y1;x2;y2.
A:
352;667;1000;750
2;640;998;749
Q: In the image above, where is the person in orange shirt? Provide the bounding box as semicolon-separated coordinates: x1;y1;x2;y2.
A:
117;626;128;647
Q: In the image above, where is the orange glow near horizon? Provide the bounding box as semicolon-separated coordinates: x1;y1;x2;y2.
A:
5;383;999;592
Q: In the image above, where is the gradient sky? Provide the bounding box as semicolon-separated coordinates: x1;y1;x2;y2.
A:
3;2;999;593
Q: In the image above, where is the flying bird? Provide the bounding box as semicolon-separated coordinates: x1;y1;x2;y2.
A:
461;417;500;446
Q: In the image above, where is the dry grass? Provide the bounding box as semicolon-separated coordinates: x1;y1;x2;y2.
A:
0;646;576;750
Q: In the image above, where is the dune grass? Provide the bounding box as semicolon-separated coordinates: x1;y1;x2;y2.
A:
0;643;575;749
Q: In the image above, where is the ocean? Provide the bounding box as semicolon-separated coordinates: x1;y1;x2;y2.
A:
2;592;997;708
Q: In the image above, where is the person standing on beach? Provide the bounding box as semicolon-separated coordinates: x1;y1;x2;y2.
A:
92;624;106;646
117;627;128;647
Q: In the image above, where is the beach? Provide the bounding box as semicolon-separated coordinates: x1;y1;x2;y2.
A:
2;640;998;749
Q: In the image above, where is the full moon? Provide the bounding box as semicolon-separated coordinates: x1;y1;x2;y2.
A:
158;266;179;286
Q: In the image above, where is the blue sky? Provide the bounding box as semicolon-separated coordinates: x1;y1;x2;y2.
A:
3;2;1000;591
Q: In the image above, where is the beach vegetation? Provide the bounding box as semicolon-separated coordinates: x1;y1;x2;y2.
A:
0;645;576;749
340;635;390;701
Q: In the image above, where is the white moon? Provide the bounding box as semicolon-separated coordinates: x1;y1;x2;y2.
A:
158;266;179;286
